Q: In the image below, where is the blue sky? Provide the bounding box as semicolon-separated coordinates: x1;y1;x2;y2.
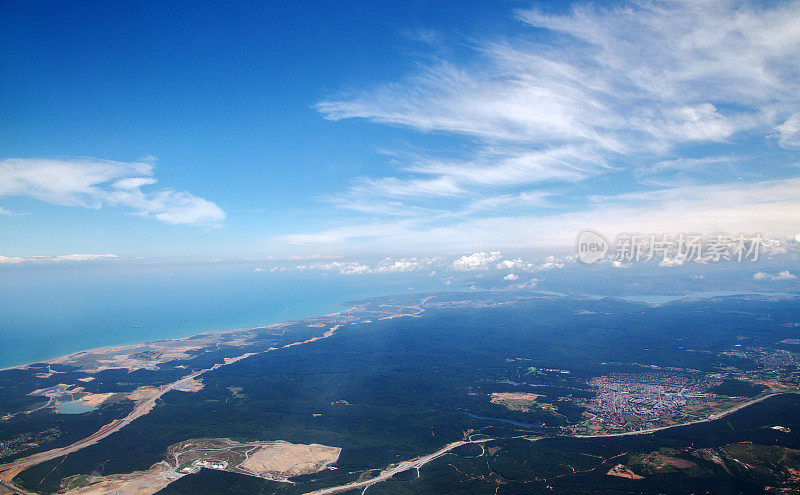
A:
2;0;800;262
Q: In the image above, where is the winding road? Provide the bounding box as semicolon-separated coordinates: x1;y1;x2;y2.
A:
304;438;494;495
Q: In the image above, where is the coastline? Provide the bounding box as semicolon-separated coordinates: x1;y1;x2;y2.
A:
0;324;272;374
0;292;437;375
0;303;365;374
0;268;456;371
3;289;797;373
0;295;438;488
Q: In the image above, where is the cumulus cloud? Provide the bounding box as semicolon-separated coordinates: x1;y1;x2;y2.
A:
536;256;566;271
496;258;533;271
0;158;225;226
451;251;502;271
338;263;372;275
754;270;797;281
296;261;373;275
375;259;420;272
503;273;519;281
658;257;685;267
291;256;441;275
268;253;577;278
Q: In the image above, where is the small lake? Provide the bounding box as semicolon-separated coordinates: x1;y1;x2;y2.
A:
55;400;97;414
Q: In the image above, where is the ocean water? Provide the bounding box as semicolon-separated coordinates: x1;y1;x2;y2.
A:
0;262;450;369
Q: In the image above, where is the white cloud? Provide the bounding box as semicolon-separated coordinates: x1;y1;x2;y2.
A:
0;255;26;264
347;176;462;198
276;176;800;252
306;0;800;250
536;256;566;271
650;156;734;173
0;253;117;264
338;263;371;275
511;277;539;289
776;114;800;148
658;257;685;267
516;1;800;107
0;158;225;226
49;253;117;262
375;259;419;272
466;191;553;213
290;256;440;275
319;1;799;159
261;253;572;278
402;147;602;188
296;260;374;275
451;251;502;271
503;273;519;281
754;270;797;281
496;258;533;271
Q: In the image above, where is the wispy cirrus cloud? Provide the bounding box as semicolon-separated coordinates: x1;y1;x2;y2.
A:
0;158;225;226
307;0;800;248
463;190;554;214
278;176;800;251
319;1;800;149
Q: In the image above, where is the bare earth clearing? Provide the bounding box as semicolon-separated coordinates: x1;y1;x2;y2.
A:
50;438;341;495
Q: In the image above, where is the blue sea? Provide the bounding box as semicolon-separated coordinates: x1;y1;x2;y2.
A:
0;261;451;369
